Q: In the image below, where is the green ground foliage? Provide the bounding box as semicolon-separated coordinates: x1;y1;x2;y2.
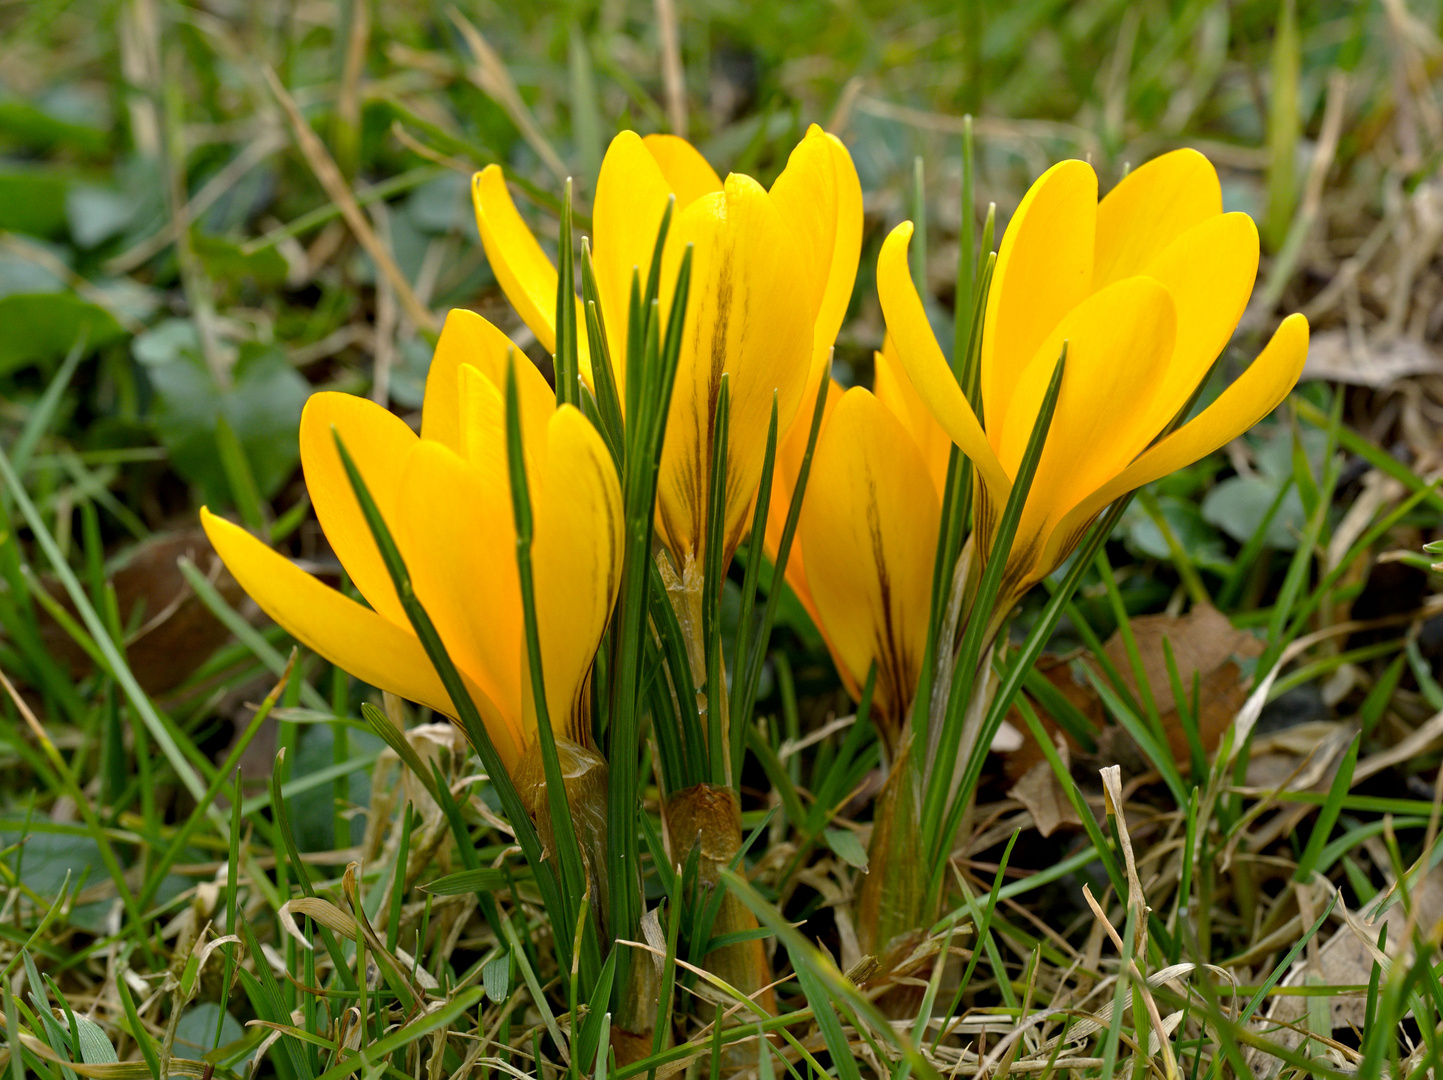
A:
3;0;1443;1075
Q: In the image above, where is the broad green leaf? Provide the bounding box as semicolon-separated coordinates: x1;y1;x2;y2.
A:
142;340;309;505
0;293;125;374
823;827;869;871
0;169;71;237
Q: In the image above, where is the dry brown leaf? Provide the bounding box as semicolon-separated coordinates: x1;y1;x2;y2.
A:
1242;721;1353;791
1003;655;1105;782
1006;733;1081;838
33;527;243;695
1008;604;1262;783
1302;327;1443;387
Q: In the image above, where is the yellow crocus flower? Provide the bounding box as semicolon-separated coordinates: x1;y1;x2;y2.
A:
779;340;949;736
474;125;860;577
200;310;623;773
878;149;1309;604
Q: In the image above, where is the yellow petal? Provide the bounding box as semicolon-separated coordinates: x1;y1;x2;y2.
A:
593;131;678;393
393;439;526;754
1046;313;1309;571
799;388;939;729
1136;212;1259;428
1093;148;1222;289
655;174;814;567
983;159;1097;438
456;358;555;487
532;405;624;741
201;509;515;765
298;392;416;627
874;336;951;499
422;309;530;453
995;277;1176;585
472;166;560;353
641;134;724;208
769;124;864;392
876;222;1010;500
766;376;843;637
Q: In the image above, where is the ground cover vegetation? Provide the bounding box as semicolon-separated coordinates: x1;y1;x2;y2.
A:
3;0;1443;1076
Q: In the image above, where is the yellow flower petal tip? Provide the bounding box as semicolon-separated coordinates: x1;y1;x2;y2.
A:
471;166;561;355
198;507;462;728
640;133;723;207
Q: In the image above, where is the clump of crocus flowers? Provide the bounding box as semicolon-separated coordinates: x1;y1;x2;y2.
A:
204;134;1307;1039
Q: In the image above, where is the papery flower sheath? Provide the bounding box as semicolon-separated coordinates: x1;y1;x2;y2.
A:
474;125;861;575
201;310;623;773
878;149;1309;602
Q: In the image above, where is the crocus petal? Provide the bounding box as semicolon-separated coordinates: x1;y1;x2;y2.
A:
995;277;1176;584
472;166;562;353
1047;313;1310;569
997;277;1177;487
394;440;525;754
800;388;939;730
641;134;724;208
201;509;506;741
422;309;531;453
655;174;813;567
1136;212;1259;429
298;392;416;627
1093;148;1222;289
456;355;555;489
983;159;1097;437
766;376;843;640
593;131;678;388
876;222;1009;499
873;336;950;498
769;125;864;391
532;405;624;741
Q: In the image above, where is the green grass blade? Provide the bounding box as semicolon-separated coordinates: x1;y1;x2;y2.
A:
1293;733;1361;883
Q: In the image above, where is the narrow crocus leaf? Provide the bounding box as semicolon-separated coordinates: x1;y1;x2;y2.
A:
924;341;1068;870
581;240;624;453
644;244;694;467
916;248;996;744
578;382;621;470
328;425;574;972
930;493;1137;906
605;224;694;1016
624;268;647;444
702;372;732;785
642;194;675;314
649;557;706;784
738;355;832;722
730;392;779;780
555;177;580;408
503;352;599;989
